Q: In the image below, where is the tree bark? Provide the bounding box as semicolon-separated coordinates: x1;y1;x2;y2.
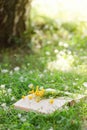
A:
0;0;31;47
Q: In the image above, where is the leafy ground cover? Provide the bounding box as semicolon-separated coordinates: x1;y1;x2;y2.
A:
0;21;87;130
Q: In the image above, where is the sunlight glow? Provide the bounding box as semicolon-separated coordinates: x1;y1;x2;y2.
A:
32;0;87;21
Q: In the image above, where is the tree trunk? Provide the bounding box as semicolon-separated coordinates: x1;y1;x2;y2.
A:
0;0;31;47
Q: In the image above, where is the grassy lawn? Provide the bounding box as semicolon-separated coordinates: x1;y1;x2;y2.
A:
0;21;87;130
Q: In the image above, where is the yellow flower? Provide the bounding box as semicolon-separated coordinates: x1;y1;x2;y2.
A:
38;91;43;97
39;90;45;97
35;91;40;96
36;86;39;91
29;90;34;94
22;95;25;99
49;99;54;104
28;86;45;97
34;86;40;96
28;95;33;100
35;90;44;97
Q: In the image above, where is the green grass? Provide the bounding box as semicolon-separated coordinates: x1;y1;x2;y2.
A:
0;21;87;130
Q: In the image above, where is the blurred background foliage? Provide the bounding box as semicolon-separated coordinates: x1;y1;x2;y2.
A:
0;0;87;49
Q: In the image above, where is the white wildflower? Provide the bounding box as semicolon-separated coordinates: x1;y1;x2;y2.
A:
29;70;33;74
14;66;20;71
47;41;51;44
36;125;40;129
59;42;69;48
49;127;54;130
43;69;47;73
59;51;65;56
0;84;5;89
54;49;58;54
63;43;69;48
27;63;30;66
51;80;54;82
39;74;43;78
73;82;77;86
1;69;8;73
50;72;53;76
28;83;33;89
40;86;44;90
59;41;64;46
46;88;56;92
67;50;71;55
19;76;24;82
1;103;6;107
18;113;22;118
1;103;8;110
45;51;50;56
83;82;87;88
5;93;7;96
11;96;15;101
36;45;41;49
20;117;26;122
9;71;13;75
7;88;12;94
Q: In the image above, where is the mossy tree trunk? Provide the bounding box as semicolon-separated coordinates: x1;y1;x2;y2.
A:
0;0;31;47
